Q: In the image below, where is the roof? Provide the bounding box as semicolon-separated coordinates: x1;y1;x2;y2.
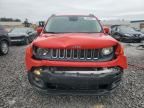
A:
49;14;99;20
50;14;96;17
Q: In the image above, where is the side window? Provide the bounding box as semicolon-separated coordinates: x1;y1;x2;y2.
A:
111;27;116;32
116;27;120;32
112;27;116;31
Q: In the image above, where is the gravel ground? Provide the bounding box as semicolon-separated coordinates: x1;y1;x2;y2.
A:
0;43;144;108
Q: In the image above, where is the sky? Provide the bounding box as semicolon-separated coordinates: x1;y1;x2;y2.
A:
0;0;144;22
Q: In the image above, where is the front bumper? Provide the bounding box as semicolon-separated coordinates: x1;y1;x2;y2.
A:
28;67;123;95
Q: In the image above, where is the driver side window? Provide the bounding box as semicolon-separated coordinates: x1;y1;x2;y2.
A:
116;27;120;32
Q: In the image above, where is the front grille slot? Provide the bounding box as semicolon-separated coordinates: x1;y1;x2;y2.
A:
52;49;58;58
80;50;85;59
86;49;92;59
66;49;71;58
49;49;99;61
73;49;78;59
59;49;65;58
93;49;99;59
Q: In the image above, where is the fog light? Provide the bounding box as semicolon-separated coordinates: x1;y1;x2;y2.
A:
33;69;41;75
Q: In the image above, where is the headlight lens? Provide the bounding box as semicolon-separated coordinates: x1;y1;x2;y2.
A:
34;47;50;56
124;34;131;37
101;47;113;56
37;48;48;56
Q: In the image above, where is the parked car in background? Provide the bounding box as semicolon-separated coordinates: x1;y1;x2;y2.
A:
8;27;37;45
25;14;127;95
111;26;144;43
0;25;10;55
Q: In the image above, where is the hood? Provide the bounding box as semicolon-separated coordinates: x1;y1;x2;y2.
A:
8;32;27;37
33;33;118;49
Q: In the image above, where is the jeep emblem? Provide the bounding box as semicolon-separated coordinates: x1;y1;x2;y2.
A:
72;46;81;49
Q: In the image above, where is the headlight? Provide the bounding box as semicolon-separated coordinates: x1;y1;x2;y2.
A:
37;48;49;56
124;34;131;37
34;47;50;56
101;47;113;56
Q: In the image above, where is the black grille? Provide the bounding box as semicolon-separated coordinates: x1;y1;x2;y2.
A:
39;49;100;61
34;47;115;62
51;49;99;61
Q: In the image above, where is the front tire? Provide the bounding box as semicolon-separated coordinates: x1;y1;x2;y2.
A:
0;40;9;55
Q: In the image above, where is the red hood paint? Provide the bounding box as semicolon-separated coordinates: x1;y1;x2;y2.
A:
33;33;118;49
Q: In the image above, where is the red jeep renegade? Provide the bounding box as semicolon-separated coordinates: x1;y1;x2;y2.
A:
25;14;127;95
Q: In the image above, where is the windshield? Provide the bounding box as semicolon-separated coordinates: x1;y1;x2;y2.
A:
10;28;28;33
119;26;137;33
44;16;102;33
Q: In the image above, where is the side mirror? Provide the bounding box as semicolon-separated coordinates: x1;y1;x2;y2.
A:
103;26;110;34
36;27;43;35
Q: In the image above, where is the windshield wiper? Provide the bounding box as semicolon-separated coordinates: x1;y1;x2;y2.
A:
44;31;58;34
43;29;59;33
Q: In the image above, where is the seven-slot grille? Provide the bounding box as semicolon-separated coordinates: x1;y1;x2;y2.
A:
42;49;100;61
